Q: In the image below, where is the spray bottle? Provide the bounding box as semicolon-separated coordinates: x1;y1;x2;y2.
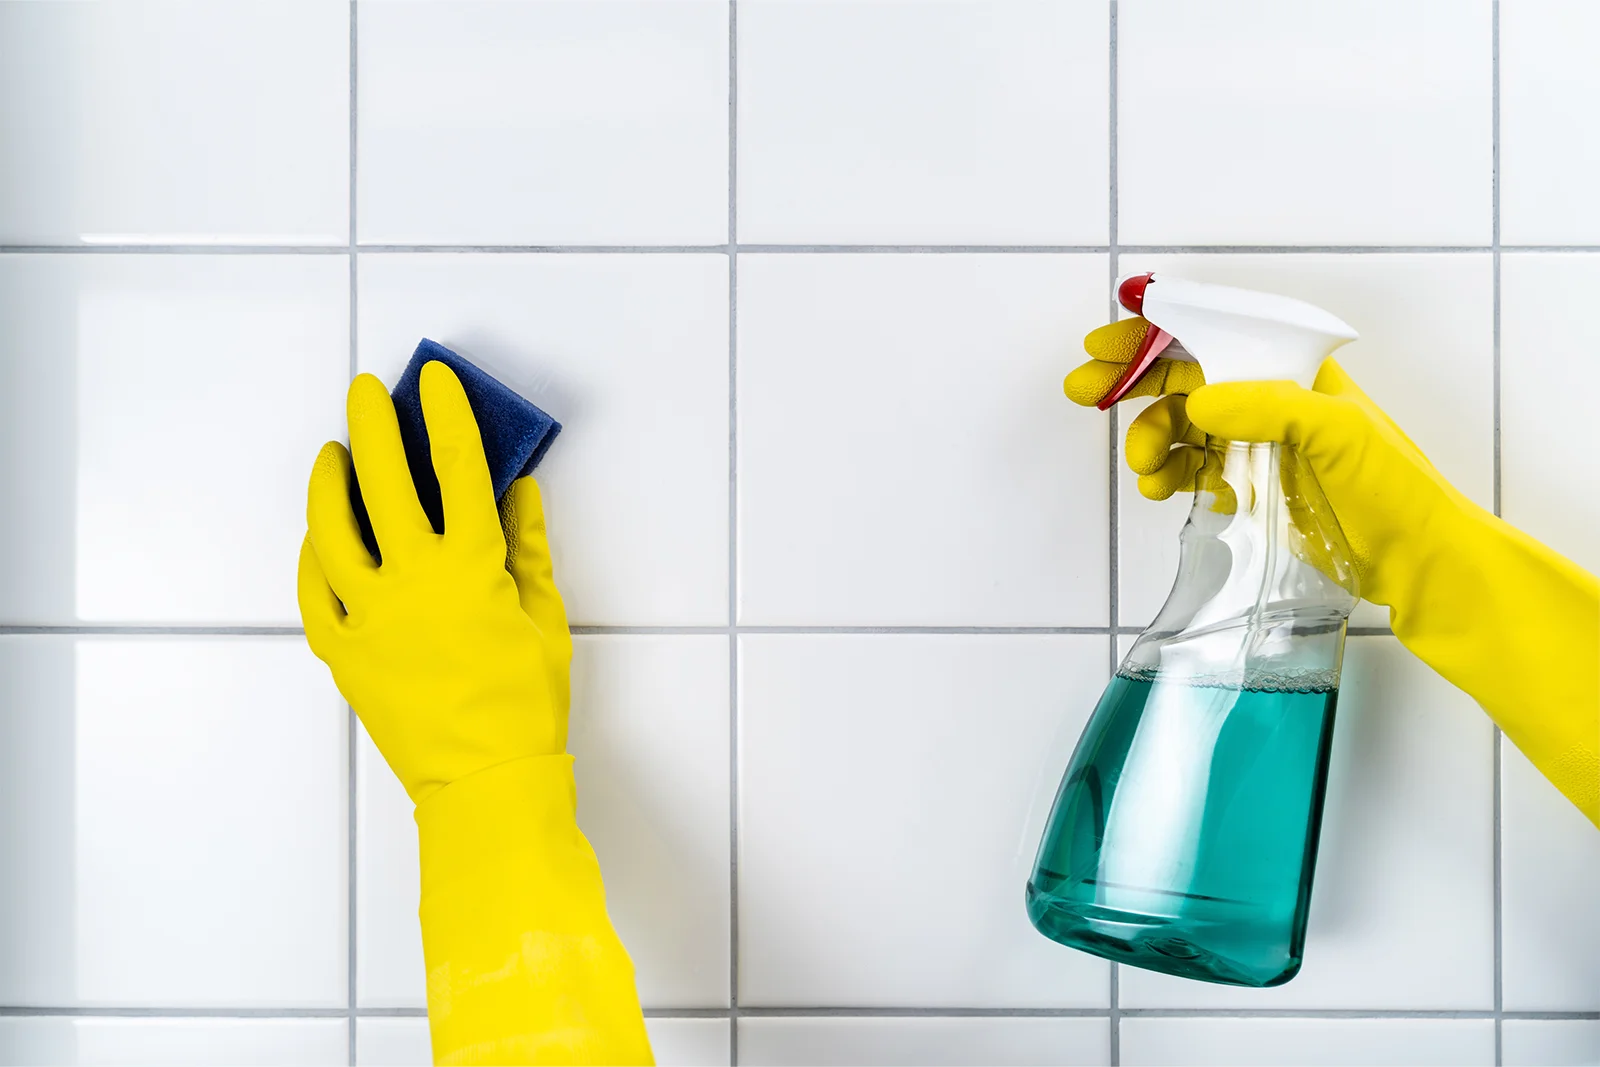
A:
1026;274;1361;987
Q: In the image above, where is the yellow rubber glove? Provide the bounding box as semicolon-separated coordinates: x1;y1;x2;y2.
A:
297;363;653;1065
1067;317;1600;827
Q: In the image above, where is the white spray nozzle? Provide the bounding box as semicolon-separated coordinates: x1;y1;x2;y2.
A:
1104;273;1357;406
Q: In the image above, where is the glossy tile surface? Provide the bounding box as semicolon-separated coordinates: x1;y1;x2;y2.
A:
1119;637;1495;1008
1501;0;1600;242
0;254;348;625
1500;254;1600;574
357;253;728;626
1501;741;1600;1010
358;636;731;1008
1119;0;1491;244
358;1;727;244
355;1017;730;1067
738;1017;1109;1067
0;637;346;1006
0;1;348;245
737;253;1110;626
1113;254;1494;630
737;0;1106;244
1121;1018;1495;1066
738;634;1111;1007
0;1018;347;1067
1502;1020;1600;1067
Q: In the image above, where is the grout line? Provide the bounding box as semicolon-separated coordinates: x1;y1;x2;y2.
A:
0;624;1400;638
22;243;1600;257
1490;5;1504;1065
0;625;306;636
347;3;360;1063
727;4;741;1063
358;244;730;255
2;1006;1595;1021
735;244;1108;254
0;245;349;255
1106;4;1121;1063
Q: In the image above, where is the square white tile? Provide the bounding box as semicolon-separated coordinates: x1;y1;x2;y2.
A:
738;634;1112;1007
358;636;732;1008
1119;637;1495;1008
0;637;347;1007
0;1018;347;1067
1501;740;1600;1011
1503;1020;1600;1067
0;1;347;245
1499;254;1600;574
1120;1018;1495;1067
1118;0;1492;245
355;1017;729;1067
737;253;1110;626
1501;1;1600;243
1113;254;1495;630
737;0;1107;244
738;1017;1109;1067
358;1;728;244
357;253;729;627
0;254;348;625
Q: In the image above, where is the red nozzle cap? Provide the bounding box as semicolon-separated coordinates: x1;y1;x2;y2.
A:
1118;273;1153;315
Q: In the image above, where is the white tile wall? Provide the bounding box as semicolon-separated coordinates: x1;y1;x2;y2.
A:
738;1017;1110;1066
1120;1019;1496;1067
357;254;730;626
355;1016;731;1067
0;1;348;245
0;255;348;625
0;1018;348;1067
1501;742;1600;1011
737;253;1110;626
1500;0;1600;244
0;638;347;1007
1502;1020;1600;1067
2;2;1594;1066
357;0;729;245
738;635;1111;1008
1118;0;1492;245
358;636;731;1009
737;0;1108;244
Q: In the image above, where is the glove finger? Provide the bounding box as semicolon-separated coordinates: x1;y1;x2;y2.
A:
1137;444;1206;501
1143;357;1207;398
346;374;433;558
501;477;572;651
1063;318;1151;406
1083;317;1151;364
297;533;346;660
418;361;504;559
1062;357;1124;406
1125;394;1206;475
306;441;378;597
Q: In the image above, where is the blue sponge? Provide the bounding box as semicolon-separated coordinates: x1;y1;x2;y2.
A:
352;339;561;558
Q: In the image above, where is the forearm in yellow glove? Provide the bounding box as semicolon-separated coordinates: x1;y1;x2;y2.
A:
1068;317;1600;827
296;363;653;1065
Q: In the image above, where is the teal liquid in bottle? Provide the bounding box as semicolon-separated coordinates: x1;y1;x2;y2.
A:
1026;671;1339;987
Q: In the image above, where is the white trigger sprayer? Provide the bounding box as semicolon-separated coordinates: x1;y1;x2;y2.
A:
1026;273;1364;988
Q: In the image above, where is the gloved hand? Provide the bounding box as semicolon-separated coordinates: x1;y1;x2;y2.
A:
1065;317;1600;826
297;363;569;804
298;363;653;1065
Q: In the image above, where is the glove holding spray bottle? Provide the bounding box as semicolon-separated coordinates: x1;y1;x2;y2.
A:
1030;273;1600;990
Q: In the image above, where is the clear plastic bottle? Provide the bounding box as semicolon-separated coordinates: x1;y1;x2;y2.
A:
1026;275;1361;987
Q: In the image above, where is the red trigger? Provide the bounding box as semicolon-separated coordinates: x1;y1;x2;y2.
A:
1097;323;1173;411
